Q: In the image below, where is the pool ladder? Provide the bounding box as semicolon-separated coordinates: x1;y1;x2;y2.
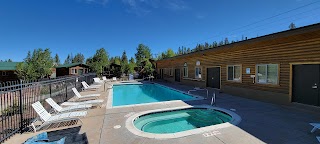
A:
188;87;209;99
211;91;216;106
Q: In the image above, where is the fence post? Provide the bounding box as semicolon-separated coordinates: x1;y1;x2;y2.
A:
49;77;52;97
65;77;68;101
19;79;24;132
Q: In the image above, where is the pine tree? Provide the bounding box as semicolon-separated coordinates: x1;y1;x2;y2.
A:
54;54;60;65
224;38;229;45
72;53;85;63
120;51;129;74
289;22;296;30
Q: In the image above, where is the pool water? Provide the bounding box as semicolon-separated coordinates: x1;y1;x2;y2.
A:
134;108;232;134
112;84;197;106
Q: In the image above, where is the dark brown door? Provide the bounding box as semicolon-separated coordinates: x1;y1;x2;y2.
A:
207;67;220;89
175;69;180;82
292;64;320;106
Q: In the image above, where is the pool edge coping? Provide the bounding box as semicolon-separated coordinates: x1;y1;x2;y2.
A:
125;105;242;139
106;82;205;109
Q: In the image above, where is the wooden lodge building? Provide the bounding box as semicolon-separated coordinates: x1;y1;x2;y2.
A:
156;23;320;106
0;62;20;82
56;63;91;77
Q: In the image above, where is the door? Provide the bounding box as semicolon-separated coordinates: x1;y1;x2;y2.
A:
161;69;164;79
207;67;221;89
175;69;180;82
78;69;83;75
292;64;319;106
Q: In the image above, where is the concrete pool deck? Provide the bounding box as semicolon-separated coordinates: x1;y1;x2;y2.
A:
5;80;320;144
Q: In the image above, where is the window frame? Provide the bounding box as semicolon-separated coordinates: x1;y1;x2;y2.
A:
183;63;188;78
169;68;173;76
71;69;76;74
1;71;8;76
227;65;242;82
195;66;202;79
256;64;279;85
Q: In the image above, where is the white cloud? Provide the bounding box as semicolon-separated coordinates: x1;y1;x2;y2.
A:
165;0;188;11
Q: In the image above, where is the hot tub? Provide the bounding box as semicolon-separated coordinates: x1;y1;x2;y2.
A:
126;105;241;139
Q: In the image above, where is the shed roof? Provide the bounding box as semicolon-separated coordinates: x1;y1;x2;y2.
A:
0;62;20;70
56;63;90;68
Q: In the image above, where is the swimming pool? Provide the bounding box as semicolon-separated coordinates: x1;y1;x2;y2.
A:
112;84;197;106
134;108;232;134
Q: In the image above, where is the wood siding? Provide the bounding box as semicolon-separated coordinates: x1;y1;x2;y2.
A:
156;24;320;104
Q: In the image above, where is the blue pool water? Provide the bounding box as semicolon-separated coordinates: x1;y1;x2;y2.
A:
134;108;232;134
112;84;197;106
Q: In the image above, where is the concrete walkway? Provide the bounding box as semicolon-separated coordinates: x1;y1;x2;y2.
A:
6;81;320;144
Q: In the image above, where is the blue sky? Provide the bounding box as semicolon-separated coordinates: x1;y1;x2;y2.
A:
0;0;319;62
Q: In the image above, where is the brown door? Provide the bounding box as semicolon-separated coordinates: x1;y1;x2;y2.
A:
207;67;221;89
292;64;320;106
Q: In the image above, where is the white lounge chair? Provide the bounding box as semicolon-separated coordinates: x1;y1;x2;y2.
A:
310;123;320;133
93;77;104;84
102;76;111;82
72;88;100;100
112;77;117;81
81;81;100;90
61;99;104;106
31;101;87;132
45;98;92;114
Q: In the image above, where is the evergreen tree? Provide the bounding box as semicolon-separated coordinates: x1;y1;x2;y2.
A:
135;44;152;66
289;22;296;30
166;48;175;58
128;57;136;74
183;47;187;54
204;42;209;49
224;38;229;45
54;54;60;65
120;51;129;74
187;48;191;53
87;48;109;76
64;54;71;64
72;53;85;63
16;48;54;80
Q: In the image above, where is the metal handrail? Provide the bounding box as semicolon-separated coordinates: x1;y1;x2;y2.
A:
188;88;209;99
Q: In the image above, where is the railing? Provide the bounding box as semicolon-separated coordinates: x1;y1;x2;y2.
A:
0;73;96;143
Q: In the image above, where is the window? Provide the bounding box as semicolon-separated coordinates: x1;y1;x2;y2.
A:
2;71;8;76
195;67;201;79
183;63;188;77
71;69;77;74
169;68;173;76
227;65;241;81
256;64;278;84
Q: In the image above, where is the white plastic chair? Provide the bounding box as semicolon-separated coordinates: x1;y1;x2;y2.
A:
310;123;320;133
61;99;104;106
81;81;100;90
45;98;92;114
72;88;100;100
31;101;87;132
93;77;103;84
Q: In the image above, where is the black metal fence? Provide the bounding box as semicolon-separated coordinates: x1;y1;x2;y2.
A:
0;73;96;143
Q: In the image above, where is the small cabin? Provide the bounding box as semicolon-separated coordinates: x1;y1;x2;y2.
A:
0;62;20;82
56;63;91;77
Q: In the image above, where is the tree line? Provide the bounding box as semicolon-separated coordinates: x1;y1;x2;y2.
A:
9;43;155;80
157;22;298;60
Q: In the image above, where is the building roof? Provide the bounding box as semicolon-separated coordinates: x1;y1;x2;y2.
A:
157;23;320;62
0;62;20;71
56;63;90;68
